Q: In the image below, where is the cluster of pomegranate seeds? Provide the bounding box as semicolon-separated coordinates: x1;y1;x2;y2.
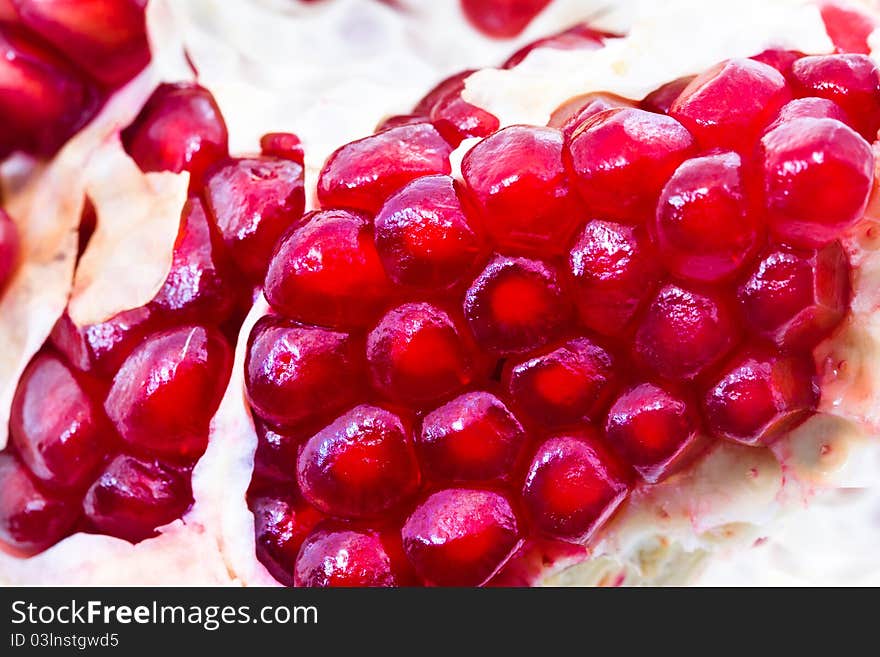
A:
243;41;874;586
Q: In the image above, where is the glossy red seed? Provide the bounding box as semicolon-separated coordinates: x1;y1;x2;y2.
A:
12;0;149;86
401;488;521;586
252;494;323;586
820;3;875;55
375;174;484;289
502;23;606;69
264;209;391;329
297;405;420;519
506;337;618;427
604;383;698;483
121;83;228;184
0;208;18;286
413;70;475;115
104;325;232;461
252;422;300;483
565;108;695;223
418;391;527;483
750;49;804;77
82;455;192;543
462;125;583;255
464;256;571;355
760;117;873;247
791;54;880;140
295;527;398;587
204;156;305;281
703;347;819;446
653;151;759;282
259;132;304;165
738;242;850;351
10;353;107;489
368;302;477;406
430;88;500;147
522;432;628;543
670;58;790;150
317;123;452;214
767;97;850;131
634;284;738;381
245;315;363;429
567;219;662;336
549;93;635;139
460;0;551;38
641;76;695;114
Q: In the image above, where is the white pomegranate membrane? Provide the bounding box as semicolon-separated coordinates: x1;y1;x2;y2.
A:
1;0;880;586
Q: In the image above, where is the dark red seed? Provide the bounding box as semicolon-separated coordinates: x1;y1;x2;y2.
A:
252;494;323;586
295;527;398;587
641;76;695;114
252;422;300;483
429;87;500;146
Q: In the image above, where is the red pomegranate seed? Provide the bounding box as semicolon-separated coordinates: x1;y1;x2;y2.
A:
767;97;851;130
460;0;552;38
418;391;527;483
653;151;760;282
245;315;363;429
294;527;398;587
252;422;300;483
104;325;232;461
413;70;475;115
203;156;305;281
464;256;571;356
738;242;851;351
567;219;662;336
502;23;607;69
264;209;391;329
401;488;521;586
429;87;500;147
150;197;239;325
461;125;583;255
367;302;478;406
670;58;791;150
317;123;452;213
565;108;695;223
751;49;804;77
703;347;819;446
0;208;18;286
549;93;635;139
259;132;304;165
251;494;323;586
12;0;149;86
760;117;873;247
297;405;420;519
641;76;695;114
522;432;629;543
604;382;698;483
0;453;78;552
820;3;875;55
374;174;485;289
122;83;229;185
0;23;97;156
634;284;739;381
791;54;880;140
10;353;108;490
506;337;618;427
82;455;192;543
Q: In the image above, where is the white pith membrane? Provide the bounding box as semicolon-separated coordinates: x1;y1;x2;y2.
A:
0;0;878;585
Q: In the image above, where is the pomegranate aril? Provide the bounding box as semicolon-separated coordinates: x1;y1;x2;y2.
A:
121;83;229;185
790;54;880;140
413;70;475;116
653;151;759;283
767;97;851;130
297;405;420;519
522;432;628;543
0;453;78;552
641;76;694;114
502;23;606;69
567;219;662;336
259;132;304;165
565;107;695;223
252;422;300;483
634;284;739;381
104;325;232;461
751;49;803;77
604;383;698;483
82;454;192;543
820;3;875;55
462;125;582;255
549;92;635;139
669;58;790;150
264;209;391;329
204;156;305;282
317;123;452;214
460;0;551;38
401;488;521;586
251;494;323;586
418;391;527;484
368;302;478;406
0;208;18;286
506;337;618;427
12;0;149;86
703;347;819;446
429;86;500;147
375;174;484;289
738;242;850;351
464;256;571;356
10;353;108;490
760;117;873;247
245;315;363;429
295;527;398;587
